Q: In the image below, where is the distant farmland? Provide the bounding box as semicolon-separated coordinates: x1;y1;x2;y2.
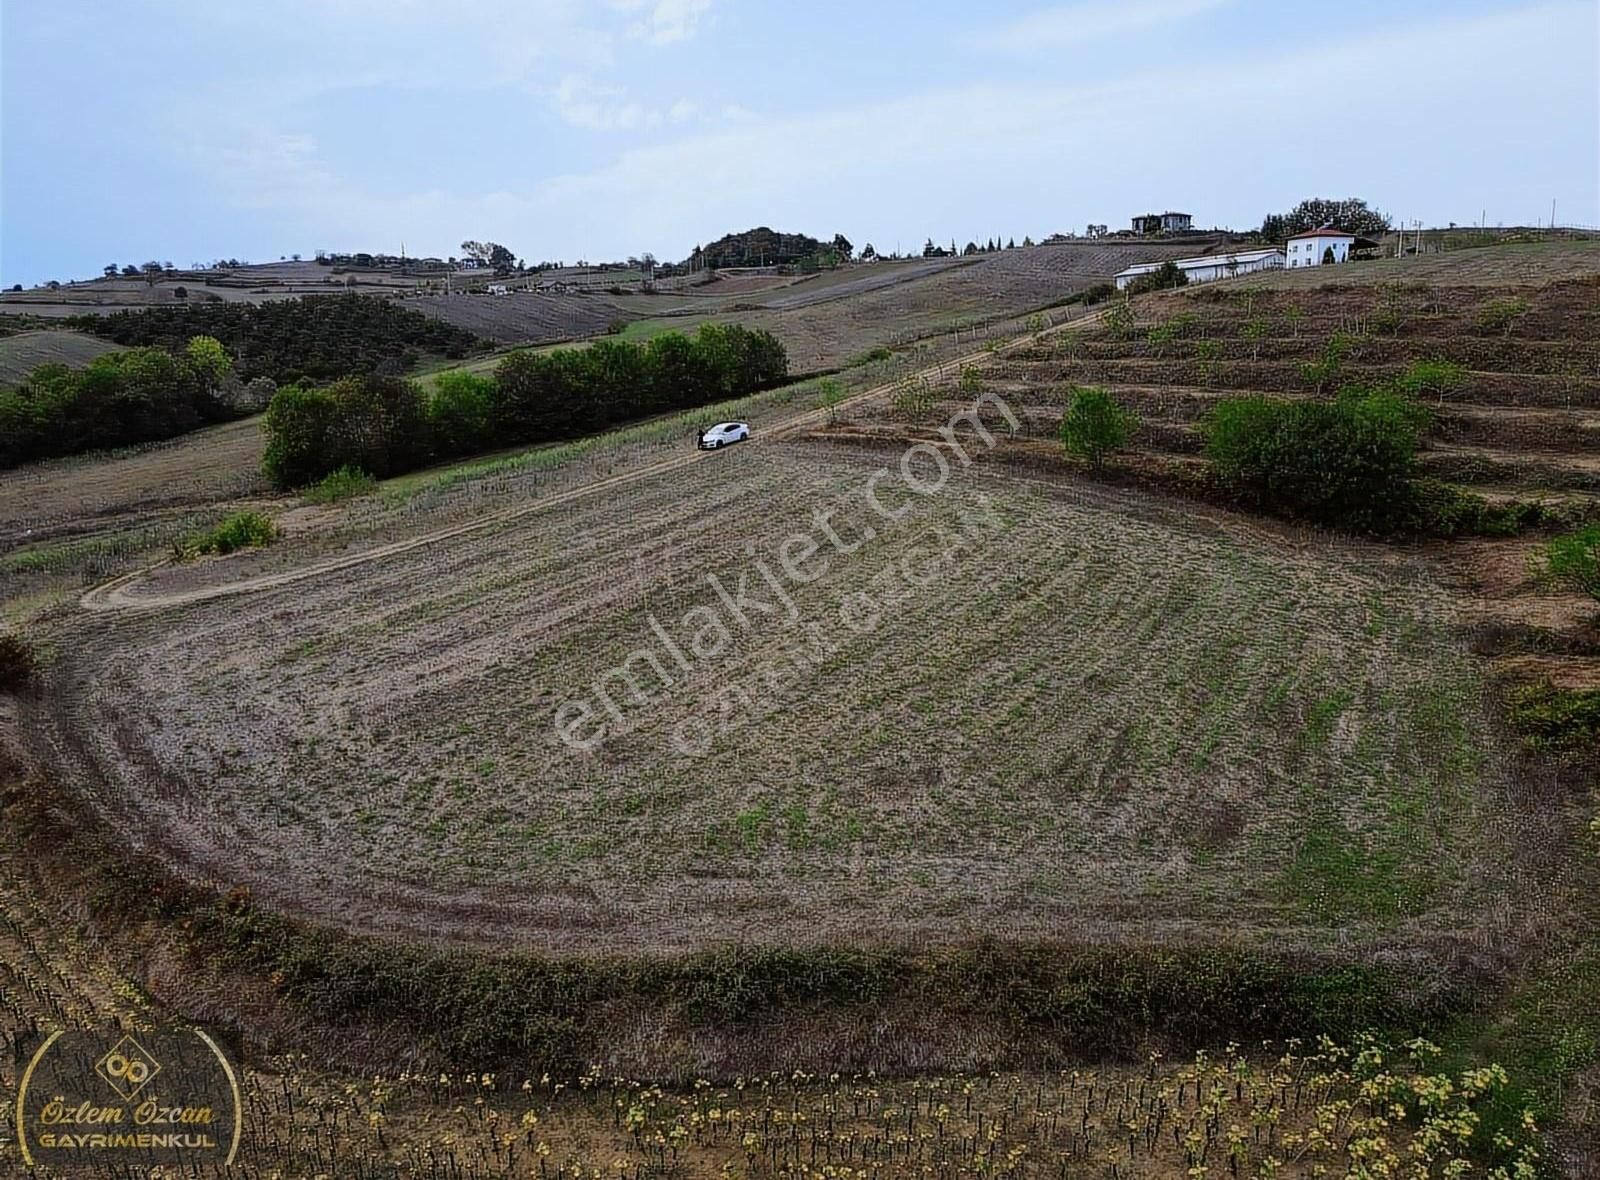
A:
0;328;122;383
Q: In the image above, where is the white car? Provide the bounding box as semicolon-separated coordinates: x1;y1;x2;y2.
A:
698;421;750;450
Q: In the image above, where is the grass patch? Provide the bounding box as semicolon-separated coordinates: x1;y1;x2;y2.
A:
302;465;377;505
178;510;277;558
1506;681;1600;752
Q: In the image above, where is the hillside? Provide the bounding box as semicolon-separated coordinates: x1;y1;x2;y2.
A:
0;328;123;384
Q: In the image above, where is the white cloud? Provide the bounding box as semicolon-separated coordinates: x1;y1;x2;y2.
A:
626;0;713;44
552;77;702;130
185;2;1597;263
978;0;1235;53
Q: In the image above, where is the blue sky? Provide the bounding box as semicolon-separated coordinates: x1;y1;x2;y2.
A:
2;0;1596;285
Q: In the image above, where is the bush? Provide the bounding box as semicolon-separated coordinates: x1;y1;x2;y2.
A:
1061;386;1135;470
1412;480;1545;538
183;511;277;557
1205;388;1422;532
303;466;377;504
1298;330;1360;392
1124;261;1188;296
1394;358;1467;404
0;634;39;690
1543;525;1600;600
1506;682;1600;752
1475;297;1529;337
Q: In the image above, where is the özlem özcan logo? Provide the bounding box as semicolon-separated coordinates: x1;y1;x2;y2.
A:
16;1028;242;1167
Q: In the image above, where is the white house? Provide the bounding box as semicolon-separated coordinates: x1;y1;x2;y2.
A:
1286;228;1358;267
1113;248;1284;290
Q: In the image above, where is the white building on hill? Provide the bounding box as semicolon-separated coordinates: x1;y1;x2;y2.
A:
1113;248;1284;290
1286;227;1371;267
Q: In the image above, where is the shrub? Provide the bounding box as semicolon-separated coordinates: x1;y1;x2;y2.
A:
817;378;846;422
1412;480;1544;538
1506;682;1600;751
303;466;377;505
183;511;277;557
889;377;933;417
1124;260;1188;296
1060;386;1135;470
1394;358;1467;404
1298;330;1361;392
1475;297;1529;337
0;634;39;690
1101;299;1136;340
1543;525;1600;601
1205;388;1422;532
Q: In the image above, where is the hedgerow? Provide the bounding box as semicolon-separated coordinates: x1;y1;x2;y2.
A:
0;336;237;469
262;323;788;488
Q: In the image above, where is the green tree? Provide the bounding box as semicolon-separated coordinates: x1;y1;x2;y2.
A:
1260;197;1390;239
185;335;232;387
427;371;497;456
1060;386;1135;471
817;378;845;423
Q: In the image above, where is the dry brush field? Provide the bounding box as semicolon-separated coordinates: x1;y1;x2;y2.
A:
27;438;1550;959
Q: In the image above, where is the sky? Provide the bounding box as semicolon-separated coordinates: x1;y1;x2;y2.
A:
2;0;1597;286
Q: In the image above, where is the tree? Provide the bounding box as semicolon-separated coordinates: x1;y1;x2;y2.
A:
121;264;140;276
1060;386;1135;471
831;234;853;261
428;371;497;456
460;240;516;271
860;243;877;261
1260;197;1390;240
1023;236;1034;247
817;378;845;423
1125;260;1188;295
103;264;118;278
185;335;232;387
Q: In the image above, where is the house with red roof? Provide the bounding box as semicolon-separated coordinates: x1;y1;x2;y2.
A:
1286;226;1380;267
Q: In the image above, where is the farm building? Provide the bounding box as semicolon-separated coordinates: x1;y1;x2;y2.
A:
1286;228;1380;267
1113;248;1284;290
1131;211;1193;234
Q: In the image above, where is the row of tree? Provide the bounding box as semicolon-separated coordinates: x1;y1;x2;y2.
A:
0;337;248;469
69;295;483;385
263;323;788;488
1259;197;1390;242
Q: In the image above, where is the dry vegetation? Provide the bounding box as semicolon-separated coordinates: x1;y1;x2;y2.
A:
22;438;1556;959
